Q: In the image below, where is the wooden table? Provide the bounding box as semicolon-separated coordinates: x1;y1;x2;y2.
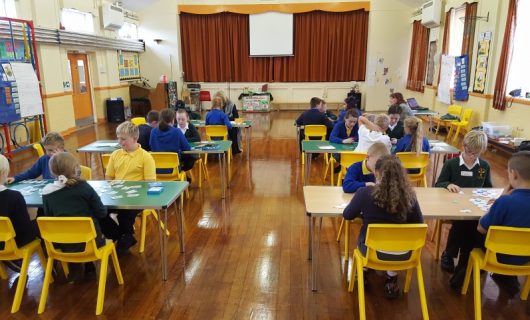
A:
9;180;188;281
191;119;253;160
303;186;503;291
488;138;517;156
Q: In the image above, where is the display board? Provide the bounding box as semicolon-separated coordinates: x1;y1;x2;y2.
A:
118;51;140;80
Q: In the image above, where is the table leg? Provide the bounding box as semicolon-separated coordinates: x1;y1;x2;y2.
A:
163;207;169;280
311;217;322;291
308;215;313;260
219;153;226;199
172;199;183;254
247;127;251;160
305;152;311;186
431;153;440;187
157;209;166;281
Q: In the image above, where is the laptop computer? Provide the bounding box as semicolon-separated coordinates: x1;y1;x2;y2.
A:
407;98;428;111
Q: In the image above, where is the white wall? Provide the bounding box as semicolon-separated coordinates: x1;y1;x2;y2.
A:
137;0;415;108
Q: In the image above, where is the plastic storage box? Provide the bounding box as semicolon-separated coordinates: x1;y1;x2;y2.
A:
482;122;512;138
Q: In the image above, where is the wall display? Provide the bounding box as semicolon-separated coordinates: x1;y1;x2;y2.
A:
118;51;140;80
425;41;437;86
472;31;492;94
437;54;453;105
0;40;26;60
453;55;469;101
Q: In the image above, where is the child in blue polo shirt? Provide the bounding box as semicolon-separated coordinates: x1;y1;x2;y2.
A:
205;96;232;129
331;109;360;173
342;142;390;193
393;116;430;154
477;151;530;294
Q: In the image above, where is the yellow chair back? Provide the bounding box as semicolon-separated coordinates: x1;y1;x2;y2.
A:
349;224;429;320
33;143;45;157
0;217;46;313
80;165;92;180
101;154;111;171
150;152;185;181
131;117;147;125
304;125;327;141
337;152;367;186
36;217;123;315
205;125;228;140
396;152;430;187
459;108;473;125
447;105;463;117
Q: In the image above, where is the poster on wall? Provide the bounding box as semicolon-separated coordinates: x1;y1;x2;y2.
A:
473;31;492;94
425;41;437;86
453;55;469;101
437;54;453;105
118;51;141;81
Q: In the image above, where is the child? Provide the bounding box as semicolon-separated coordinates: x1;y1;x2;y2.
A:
393;116;430;154
138;110;159;151
7;132;64;184
150;108;196;172
42;152;116;280
330;109;360;172
477;151;530;294
175;108;201;143
214;91;242;155
295;97;334;151
343;155;424;298
435;130;492;289
354;114;391;153
205;96;232;129
342;142;390;193
338;95;362;122
0;154;38;272
386;105;404;143
104;121;156;254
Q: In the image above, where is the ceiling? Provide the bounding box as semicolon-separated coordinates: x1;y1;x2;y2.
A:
117;0;160;12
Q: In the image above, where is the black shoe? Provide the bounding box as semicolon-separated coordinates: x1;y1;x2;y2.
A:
117;233;137;255
186;175;192;183
441;251;455;273
66;263;83;283
491;273;520;297
384;275;400;299
2;260;22;273
449;267;466;291
84;262;97;281
334;165;342;174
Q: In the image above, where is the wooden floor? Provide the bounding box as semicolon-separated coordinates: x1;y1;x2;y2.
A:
2;111;528;319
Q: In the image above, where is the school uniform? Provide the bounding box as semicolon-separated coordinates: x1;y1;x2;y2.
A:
342;160;375;193
330;121;359;144
354;125;391;153
394;134;431;153
435;155;492;272
386;121;404;140
0;187;37;248
338;108;362;122
150;126;195;171
138;124;153;151
205;108;232;128
295;108;334;151
176;122;201;143
13;154;54;182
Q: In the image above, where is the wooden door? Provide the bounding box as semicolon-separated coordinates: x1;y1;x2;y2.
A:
68;53;93;126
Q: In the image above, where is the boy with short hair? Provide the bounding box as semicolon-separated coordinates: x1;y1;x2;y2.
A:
435;130;492;289
386;105;404;143
7;132;64;184
295;97;334;151
102;121;156;254
477;151;530;294
342;142;390;193
138;110;159;151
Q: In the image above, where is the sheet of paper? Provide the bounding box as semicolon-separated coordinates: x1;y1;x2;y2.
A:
318;146;336;150
10;62;43;117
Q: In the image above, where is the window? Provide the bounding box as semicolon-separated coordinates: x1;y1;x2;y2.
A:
507;0;530;98
118;22;138;39
447;6;466;88
61;8;94;34
0;0;16;18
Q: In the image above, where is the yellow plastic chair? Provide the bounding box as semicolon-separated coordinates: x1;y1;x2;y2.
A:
446;108;473;143
33;143;44;157
80;165;92;180
396;152;430;187
101;153;170;254
131;117;147;126
36;217;124;315
0;217;47;313
205;125;231;178
461;226;530;320
349;224;429;320
434;105;462;135
302;125;329;178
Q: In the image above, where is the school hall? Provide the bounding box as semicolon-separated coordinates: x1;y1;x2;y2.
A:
1;0;529;319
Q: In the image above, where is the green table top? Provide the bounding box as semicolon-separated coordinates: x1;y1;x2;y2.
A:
302;140;358;153
8;180;188;210
191;119;252;128
428;140;460;154
77;140;120;153
185;140;232;154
